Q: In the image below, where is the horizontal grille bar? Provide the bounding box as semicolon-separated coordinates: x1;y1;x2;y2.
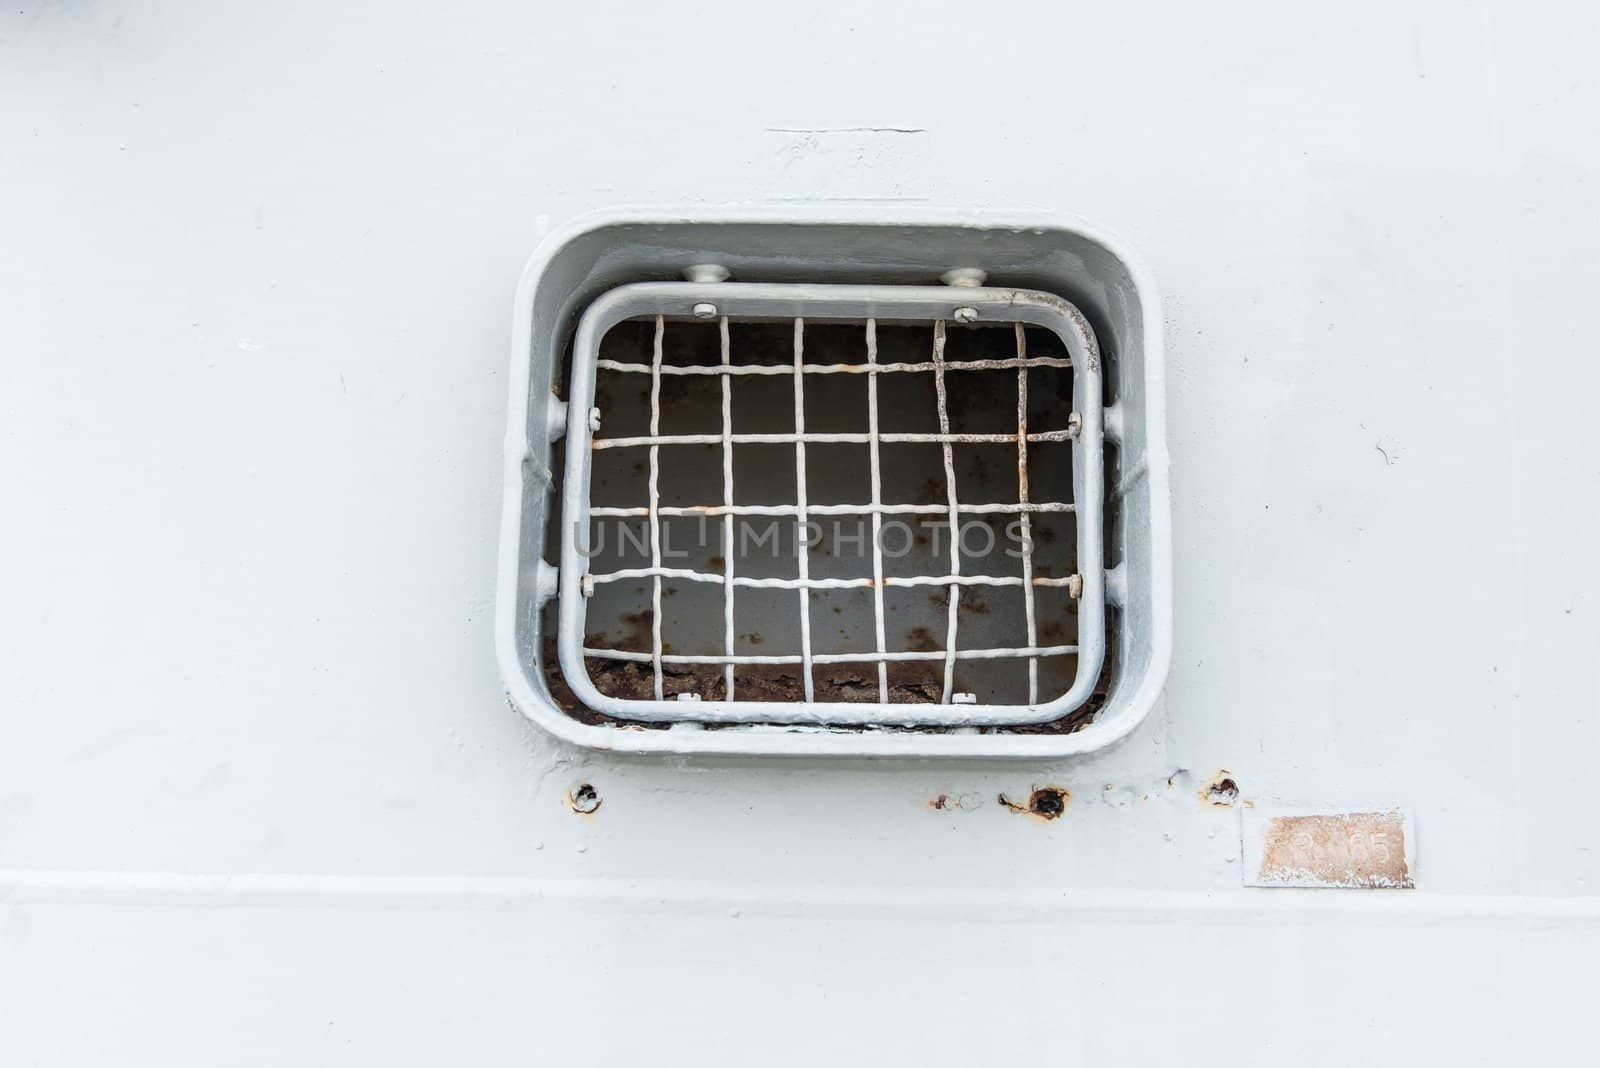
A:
585;568;1082;591
594;354;1072;377
588;501;1074;518
582;644;1080;666
593;428;1079;449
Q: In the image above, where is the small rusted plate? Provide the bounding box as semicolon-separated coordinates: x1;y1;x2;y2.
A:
1242;807;1415;889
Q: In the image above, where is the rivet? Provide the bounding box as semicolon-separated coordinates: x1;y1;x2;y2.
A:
692;302;718;319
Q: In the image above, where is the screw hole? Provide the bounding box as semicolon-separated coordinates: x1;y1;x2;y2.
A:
999;785;1069;820
1204;774;1239;807
567;783;602;814
1029;787;1066;818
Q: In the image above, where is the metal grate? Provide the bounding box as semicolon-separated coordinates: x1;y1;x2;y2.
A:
556;282;1105;726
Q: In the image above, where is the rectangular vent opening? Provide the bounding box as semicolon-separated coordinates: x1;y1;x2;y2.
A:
551;282;1106;728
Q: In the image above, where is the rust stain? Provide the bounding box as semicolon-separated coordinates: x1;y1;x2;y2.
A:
1200;769;1240;808
925;791;982;812
998;785;1069;820
1255;811;1412;889
565;783;602;815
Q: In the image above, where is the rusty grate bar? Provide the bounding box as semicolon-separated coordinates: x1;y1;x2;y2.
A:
719;315;736;701
929;319;962;703
792;318;815;702
646;315;665;701
1015;322;1040;705
865;319;889;702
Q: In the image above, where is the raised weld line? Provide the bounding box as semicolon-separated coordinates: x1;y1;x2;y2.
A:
10;870;1599;920
1114;454;1151;500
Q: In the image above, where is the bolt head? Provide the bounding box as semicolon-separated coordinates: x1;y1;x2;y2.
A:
692;302;718;319
953;306;979;324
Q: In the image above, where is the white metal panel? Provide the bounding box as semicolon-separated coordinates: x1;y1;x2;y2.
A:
4;0;1599;1064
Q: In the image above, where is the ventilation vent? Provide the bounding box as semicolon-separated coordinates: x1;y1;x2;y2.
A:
560;281;1103;727
497;211;1170;757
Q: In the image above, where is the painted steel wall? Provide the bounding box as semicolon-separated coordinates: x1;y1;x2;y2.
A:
4;1;1597;1062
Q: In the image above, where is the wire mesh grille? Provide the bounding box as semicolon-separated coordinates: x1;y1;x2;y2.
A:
557;282;1104;727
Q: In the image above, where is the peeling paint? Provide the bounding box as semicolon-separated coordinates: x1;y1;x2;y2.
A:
926;791;984;812
1243;808;1415;889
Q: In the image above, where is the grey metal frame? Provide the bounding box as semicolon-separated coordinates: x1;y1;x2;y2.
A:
557;281;1104;726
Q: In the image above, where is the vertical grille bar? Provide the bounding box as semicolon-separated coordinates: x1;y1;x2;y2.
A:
865;319;889;702
647;314;665;701
720;316;735;701
930;319;961;703
792;317;815;701
1015;322;1040;705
